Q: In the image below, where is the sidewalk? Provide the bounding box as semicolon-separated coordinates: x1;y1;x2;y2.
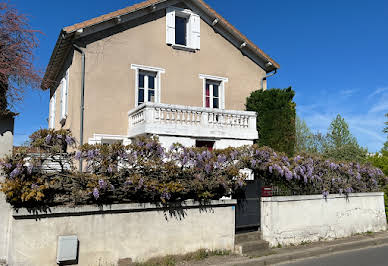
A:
179;231;388;266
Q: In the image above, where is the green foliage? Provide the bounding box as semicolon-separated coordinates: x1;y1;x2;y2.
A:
295;116;315;154
246;87;296;157
295;114;367;163
323;115;367;163
326;114;357;148
384;113;388;134
368;152;388;176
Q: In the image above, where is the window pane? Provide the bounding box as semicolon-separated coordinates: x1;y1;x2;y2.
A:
138;89;144;104
213;85;219;97
148;75;155;89
139;74;145;88
148;89;155;102
213;98;219;109
175;16;187;46
206;97;210;108
206;84;210;97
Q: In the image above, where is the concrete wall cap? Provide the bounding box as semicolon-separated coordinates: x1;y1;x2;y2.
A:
261;192;384;202
12;199;237;218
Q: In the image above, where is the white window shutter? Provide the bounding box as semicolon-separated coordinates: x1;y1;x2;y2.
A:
166;8;175;45
60;80;64;120
190;13;200;49
60;71;68;121
65;70;69;116
49;91;56;129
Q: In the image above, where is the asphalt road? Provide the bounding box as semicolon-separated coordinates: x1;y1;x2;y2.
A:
279;244;388;266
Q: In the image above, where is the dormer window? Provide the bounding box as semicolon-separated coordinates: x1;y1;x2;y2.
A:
166;7;200;51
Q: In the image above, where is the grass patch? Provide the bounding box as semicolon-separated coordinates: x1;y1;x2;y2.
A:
133;249;231;266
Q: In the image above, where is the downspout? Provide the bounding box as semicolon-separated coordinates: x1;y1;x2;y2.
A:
72;43;85;172
261;69;277;90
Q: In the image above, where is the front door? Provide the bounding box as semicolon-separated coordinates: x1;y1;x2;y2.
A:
235;179;261;231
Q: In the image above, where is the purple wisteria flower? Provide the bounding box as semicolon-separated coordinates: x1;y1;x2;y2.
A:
322;191;329;198
65;136;75;145
45;134;52;144
137;178;144;189
205;164;211;174
0;162;12;169
98;179;106;189
107;166;113;173
161;191;171;201
31;183;39;189
285;170;293;181
93;188;99;200
217;155;227;164
356;173;361;180
10;167;21;179
75;151;82;160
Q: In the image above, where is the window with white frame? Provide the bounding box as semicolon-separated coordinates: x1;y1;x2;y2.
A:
131;64;165;106
199;74;228;109
49;90;56;129
166;7;200;50
60;69;69;123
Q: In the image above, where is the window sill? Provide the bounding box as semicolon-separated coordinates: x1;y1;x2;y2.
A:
172;44;197;53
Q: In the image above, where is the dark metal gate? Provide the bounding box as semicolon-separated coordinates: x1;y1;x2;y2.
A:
235;179;261;231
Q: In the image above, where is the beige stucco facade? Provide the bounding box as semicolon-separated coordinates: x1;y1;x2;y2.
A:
51;8;266;144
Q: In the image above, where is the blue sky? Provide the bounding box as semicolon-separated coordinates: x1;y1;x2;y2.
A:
10;0;388;152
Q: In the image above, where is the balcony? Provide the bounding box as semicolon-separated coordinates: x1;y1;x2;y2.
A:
128;103;258;141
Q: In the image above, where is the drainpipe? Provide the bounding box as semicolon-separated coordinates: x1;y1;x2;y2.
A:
72;43;85;172
261;69;277;90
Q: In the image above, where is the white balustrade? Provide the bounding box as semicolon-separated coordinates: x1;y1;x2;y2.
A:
128;103;258;140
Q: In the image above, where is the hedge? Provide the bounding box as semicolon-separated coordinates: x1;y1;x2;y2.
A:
0;129;386;209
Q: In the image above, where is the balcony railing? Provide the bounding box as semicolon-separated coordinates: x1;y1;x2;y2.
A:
128;103;258;140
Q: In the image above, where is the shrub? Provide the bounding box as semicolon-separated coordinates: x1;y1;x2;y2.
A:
246;87;296;157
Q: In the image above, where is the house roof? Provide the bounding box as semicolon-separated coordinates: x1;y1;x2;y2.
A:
41;0;280;90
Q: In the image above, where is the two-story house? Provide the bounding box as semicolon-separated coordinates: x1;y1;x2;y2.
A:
42;0;279;150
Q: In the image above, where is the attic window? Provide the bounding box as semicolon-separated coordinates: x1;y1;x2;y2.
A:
166;7;200;50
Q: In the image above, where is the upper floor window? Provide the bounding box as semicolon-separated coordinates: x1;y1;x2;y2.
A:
199;74;228;110
166;7;200;50
131;64;165;107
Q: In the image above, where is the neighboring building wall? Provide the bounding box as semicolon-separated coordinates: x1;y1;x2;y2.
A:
261;193;387;247
0;173;11;263
0;117;14;159
54;9;266;144
0;117;13;262
7;200;236;265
